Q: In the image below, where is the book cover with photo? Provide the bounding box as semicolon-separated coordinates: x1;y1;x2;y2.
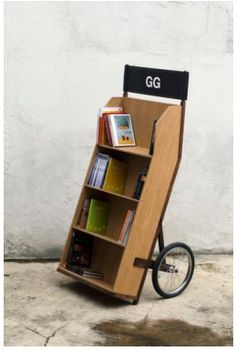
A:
108;114;136;147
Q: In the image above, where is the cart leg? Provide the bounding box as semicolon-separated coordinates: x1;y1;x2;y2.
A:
132;298;139;305
158;222;165;252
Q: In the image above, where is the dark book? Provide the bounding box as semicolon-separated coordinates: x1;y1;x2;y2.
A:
77;198;90;228
67;265;103;279
104;114;113;146
149;119;157;155
133;167;148;199
68;232;94;268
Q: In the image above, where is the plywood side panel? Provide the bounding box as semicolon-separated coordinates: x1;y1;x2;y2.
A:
113;105;182;297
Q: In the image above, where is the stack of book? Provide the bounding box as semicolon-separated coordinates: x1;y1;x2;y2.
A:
97;107;136;147
118;209;136;245
68;232;94;268
97;106;123;145
67;265;104;280
88;153;128;195
67;232;104;280
88;153;110;188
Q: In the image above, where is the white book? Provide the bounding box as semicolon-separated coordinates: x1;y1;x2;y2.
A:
92;156;102;187
88;157;99;185
96;155;109;187
122;210;135;245
108;114;136;147
98;106;123;117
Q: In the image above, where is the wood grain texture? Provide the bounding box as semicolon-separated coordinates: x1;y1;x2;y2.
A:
113;105;182;296
58;96;183;301
105;96;173;148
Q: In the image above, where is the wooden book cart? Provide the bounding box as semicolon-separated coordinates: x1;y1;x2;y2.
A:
57;65;194;305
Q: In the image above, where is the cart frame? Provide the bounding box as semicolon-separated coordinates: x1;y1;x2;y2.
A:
58;64;193;305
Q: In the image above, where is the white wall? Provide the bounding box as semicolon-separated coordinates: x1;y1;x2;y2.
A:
5;1;233;258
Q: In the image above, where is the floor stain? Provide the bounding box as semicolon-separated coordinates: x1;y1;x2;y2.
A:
92;319;233;346
196;262;221;272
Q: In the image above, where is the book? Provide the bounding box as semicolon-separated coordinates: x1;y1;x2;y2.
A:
133;166;148;199
67;265;104;279
118;209;132;242
86;199;110;235
103;114;113;146
122;210;135;245
77;198;91;228
68;232;94;267
119;210;135;245
88;153;110;188
93;155;108;188
97;107;123;144
149;119;157;155
107;114;136;147
102;158;127;194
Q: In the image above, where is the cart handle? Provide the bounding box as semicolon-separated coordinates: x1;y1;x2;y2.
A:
123;64;189;101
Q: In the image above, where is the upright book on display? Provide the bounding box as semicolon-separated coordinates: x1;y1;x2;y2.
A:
108;114;136;147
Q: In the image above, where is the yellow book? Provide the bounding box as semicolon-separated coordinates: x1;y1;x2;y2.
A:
102;158;128;194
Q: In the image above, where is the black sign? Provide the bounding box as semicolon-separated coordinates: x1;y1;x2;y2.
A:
123;65;189;101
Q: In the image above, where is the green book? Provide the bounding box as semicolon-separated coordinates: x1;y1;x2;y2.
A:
86;199;110;235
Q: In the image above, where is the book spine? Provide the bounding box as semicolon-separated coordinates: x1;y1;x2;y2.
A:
96;114;100;144
100;116;107;145
133;167;148;199
79;199;90;228
118;210;132;242
88;157;99;185
94;155;102;187
91;156;101;186
98;117;103;144
104;114;113;146
99;156;110;188
122;210;135;245
95;154;106;187
108;115;117;146
149;119;157;155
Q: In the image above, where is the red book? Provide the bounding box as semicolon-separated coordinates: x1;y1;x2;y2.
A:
103;114;113;146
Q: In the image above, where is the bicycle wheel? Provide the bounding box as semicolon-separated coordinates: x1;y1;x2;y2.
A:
152;242;194;298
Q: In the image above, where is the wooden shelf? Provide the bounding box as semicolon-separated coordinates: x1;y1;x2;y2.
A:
58;93;184;303
98;144;152;159
57;266;114;292
84;185;139;203
72;226;125;247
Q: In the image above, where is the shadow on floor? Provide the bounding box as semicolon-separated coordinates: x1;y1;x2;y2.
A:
57;280;132;307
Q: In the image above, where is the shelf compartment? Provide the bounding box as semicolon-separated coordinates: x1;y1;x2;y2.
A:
72;226;125;247
87;144;150;198
61;236;124;288
76;186;137;242
84;185;139;203
57;266;114;293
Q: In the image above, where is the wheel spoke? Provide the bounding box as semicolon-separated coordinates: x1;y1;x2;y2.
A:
153;244;194;297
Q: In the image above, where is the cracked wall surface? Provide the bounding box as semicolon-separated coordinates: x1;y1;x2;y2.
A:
4;2;233;258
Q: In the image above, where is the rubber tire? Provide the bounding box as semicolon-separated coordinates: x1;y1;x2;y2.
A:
152;242;195;299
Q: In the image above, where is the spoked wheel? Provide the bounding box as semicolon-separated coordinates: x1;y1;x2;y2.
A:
152;242;194;298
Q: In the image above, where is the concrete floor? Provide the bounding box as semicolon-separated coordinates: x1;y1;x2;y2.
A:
4;255;233;346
